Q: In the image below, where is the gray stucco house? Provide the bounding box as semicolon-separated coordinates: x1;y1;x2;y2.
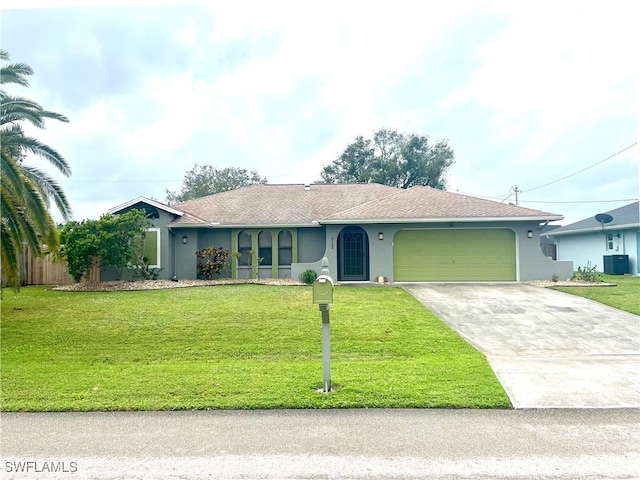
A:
550;202;640;275
108;183;573;282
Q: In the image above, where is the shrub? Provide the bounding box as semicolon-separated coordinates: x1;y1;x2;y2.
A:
195;246;230;279
572;262;601;283
132;260;164;281
299;269;318;284
60;209;151;282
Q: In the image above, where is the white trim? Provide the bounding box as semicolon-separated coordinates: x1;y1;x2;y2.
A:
319;216;563;225
551;223;640;236
169;223;322;228
169;218;564;228
109;197;184;217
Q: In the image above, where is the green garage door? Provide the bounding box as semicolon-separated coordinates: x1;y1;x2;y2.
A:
393;229;516;281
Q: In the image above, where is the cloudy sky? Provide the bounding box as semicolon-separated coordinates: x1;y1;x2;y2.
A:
1;0;638;225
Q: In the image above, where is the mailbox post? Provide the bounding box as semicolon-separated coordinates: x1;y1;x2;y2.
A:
313;272;334;393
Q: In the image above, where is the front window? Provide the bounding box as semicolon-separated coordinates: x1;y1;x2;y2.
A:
278;231;292;265
144;228;160;268
238;230;252;265
258;230;272;266
607;233;619;251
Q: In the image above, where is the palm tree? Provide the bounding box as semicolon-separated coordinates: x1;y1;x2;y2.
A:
1;49;72;288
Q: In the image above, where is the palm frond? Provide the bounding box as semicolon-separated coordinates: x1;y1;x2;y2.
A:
1;93;70;127
0;63;34;87
4;133;71;176
1;49;71;289
21;164;73;221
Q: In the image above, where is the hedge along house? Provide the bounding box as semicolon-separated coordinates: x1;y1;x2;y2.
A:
108;183;573;283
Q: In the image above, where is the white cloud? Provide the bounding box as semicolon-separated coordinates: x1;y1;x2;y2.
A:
443;2;636;131
3;0;637;225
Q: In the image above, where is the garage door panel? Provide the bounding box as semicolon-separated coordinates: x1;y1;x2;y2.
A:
393;229;516;281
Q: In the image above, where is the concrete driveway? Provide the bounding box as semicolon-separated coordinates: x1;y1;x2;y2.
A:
401;283;640;409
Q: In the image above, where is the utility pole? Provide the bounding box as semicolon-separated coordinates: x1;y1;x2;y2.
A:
512;185;521;206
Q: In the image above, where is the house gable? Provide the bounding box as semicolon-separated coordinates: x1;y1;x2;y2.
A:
552;202;640;236
109;196;184;219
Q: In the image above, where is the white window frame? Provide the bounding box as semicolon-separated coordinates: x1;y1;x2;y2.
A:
606;232;620;252
146;227;161;268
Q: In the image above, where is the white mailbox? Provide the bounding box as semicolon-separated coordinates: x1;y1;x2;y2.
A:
312;275;334;304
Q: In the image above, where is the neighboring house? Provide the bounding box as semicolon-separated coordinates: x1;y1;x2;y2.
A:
540;224;562;260
550;201;640;275
107;183;573;282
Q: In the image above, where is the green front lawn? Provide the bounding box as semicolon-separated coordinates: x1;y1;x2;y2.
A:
0;285;510;411
551;274;640;315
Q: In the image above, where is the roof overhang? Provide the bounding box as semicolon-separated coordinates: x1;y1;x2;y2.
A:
109;196;184;217
318;216;564;225
551;222;640;236
167;222;323;229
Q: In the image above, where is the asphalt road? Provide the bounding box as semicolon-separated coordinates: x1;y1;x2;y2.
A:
1;408;639;479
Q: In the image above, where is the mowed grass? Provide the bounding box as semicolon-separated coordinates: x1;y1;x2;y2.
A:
551;274;640;315
0;285;510;411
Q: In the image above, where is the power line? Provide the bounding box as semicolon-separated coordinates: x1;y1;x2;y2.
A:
457;142;637;202
522;142;637;193
62;179;182;183
60;172;313;184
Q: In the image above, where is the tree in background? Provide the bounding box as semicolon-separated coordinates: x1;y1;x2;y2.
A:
165;165;267;204
0;50;71;288
60;209;151;282
320;129;455;189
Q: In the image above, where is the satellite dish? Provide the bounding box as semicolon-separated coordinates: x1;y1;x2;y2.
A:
595;213;613;232
595;213;613;224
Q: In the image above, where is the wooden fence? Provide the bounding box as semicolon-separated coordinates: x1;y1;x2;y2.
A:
2;253;100;286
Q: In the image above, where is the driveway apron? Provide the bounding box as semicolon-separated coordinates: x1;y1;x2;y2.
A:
401;283;640;409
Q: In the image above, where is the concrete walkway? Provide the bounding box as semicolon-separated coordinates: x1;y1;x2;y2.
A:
401;283;640;409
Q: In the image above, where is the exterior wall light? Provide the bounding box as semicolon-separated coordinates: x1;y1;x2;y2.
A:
527;230;533;239
182;236;188;244
378;232;384;240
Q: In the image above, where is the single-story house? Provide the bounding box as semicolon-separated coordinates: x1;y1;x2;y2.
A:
550;201;640;275
107;183;573;282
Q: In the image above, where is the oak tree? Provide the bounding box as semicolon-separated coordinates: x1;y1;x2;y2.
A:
166;165;267;204
320;129;454;189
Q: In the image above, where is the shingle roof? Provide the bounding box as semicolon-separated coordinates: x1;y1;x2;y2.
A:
170;183;398;226
323;186;560;222
168;183;562;227
551;201;640;236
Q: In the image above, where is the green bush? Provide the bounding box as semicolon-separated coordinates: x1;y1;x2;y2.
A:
299;269;318;284
572;262;601;283
60;209;151;282
195;246;230;279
